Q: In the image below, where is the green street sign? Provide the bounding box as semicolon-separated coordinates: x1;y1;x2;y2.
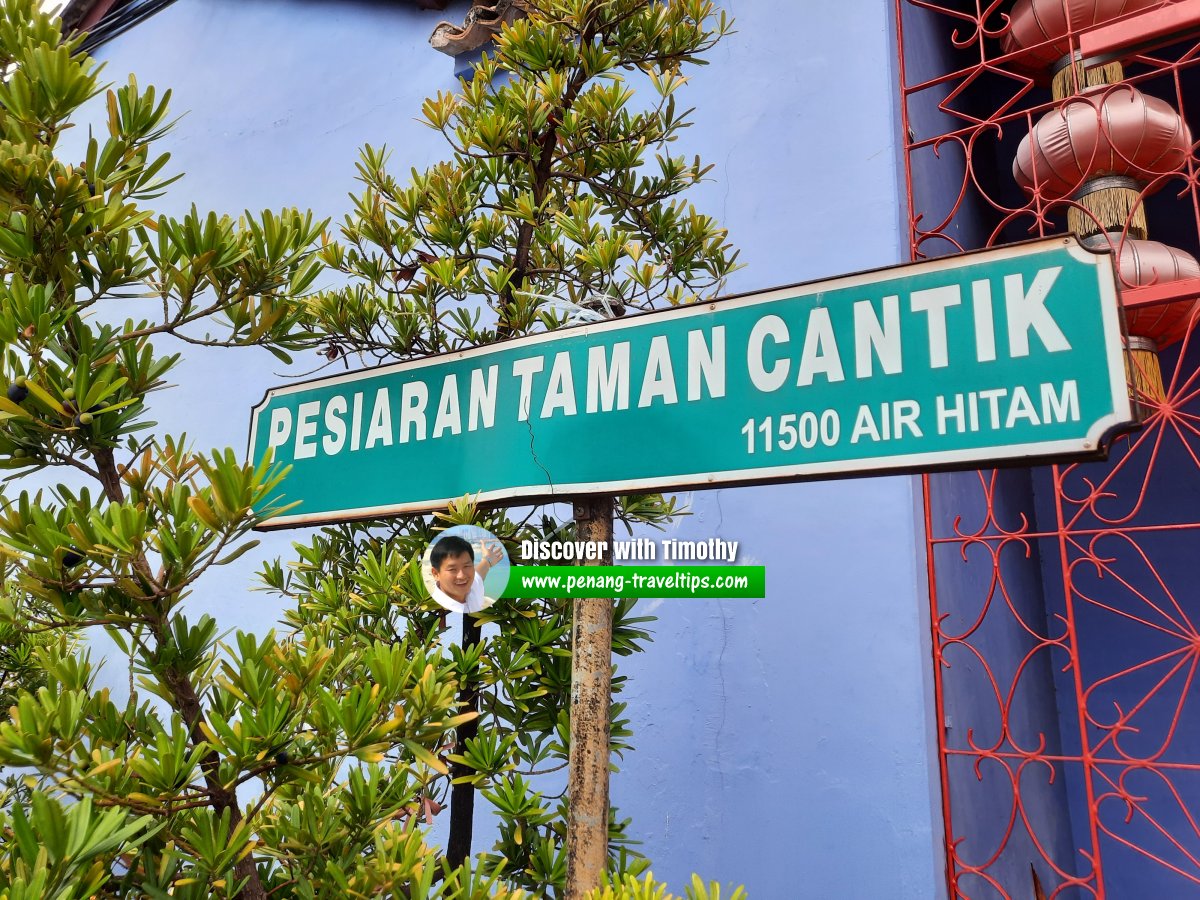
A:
249;236;1133;528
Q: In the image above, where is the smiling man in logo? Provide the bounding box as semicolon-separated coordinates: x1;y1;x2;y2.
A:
428;534;504;614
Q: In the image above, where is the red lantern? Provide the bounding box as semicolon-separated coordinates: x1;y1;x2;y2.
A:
1013;84;1192;199
1088;234;1200;346
1000;0;1162;74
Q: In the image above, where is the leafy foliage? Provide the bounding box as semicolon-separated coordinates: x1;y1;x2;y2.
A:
0;584;77;812
587;872;748;900
0;588;70;717
303;0;738;360
0;0;746;897
267;1;741;893
263;500;660;893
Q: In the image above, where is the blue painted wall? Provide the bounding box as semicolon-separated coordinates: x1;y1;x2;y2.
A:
78;1;947;895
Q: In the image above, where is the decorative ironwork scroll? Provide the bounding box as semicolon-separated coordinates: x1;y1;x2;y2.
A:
898;1;1200;896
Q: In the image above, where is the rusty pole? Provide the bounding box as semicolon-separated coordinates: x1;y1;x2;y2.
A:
564;495;614;899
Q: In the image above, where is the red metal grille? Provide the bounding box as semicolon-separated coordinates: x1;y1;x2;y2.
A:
898;2;1200;896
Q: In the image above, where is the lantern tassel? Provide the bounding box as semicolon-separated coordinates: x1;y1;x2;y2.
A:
1069;183;1148;241
1051;57;1124;101
1126;335;1166;406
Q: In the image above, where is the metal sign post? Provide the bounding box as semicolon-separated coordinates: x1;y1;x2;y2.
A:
564;496;615;898
446;610;482;868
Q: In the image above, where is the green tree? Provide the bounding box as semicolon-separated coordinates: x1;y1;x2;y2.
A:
0;0;745;897
0;584;77;812
0;588;69;717
275;0;739;893
0;3;464;897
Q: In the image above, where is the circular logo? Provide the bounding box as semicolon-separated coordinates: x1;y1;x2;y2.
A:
421;524;510;614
